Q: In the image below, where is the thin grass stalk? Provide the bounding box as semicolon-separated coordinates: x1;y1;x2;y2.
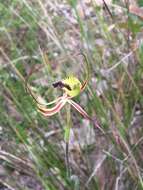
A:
3;112;61;190
101;94;143;186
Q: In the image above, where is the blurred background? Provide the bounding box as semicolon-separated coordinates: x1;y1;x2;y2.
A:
0;0;143;189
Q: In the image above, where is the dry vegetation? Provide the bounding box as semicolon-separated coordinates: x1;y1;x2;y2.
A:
0;0;143;189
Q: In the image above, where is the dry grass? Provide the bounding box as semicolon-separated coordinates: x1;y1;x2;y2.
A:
0;0;143;189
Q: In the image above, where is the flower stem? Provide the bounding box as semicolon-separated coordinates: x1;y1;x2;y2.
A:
64;104;72;177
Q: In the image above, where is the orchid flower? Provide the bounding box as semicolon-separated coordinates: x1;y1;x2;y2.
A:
37;75;90;119
26;53;102;131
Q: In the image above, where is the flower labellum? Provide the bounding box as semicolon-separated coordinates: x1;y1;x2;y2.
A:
62;75;82;97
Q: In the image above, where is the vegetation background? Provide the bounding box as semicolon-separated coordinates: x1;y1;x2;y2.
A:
0;0;143;189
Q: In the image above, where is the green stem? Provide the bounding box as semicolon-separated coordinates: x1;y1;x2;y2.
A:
64;104;72;177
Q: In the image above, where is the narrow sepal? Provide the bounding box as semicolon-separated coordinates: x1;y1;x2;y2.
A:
67;99;90;120
37;99;67;116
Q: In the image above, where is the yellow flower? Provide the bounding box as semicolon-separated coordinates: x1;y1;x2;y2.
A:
26;53;91;119
62;75;82;97
26;53;103;132
36;74;88;118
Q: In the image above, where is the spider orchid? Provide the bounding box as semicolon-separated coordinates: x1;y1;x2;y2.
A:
26;53;102;131
37;75;90;119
